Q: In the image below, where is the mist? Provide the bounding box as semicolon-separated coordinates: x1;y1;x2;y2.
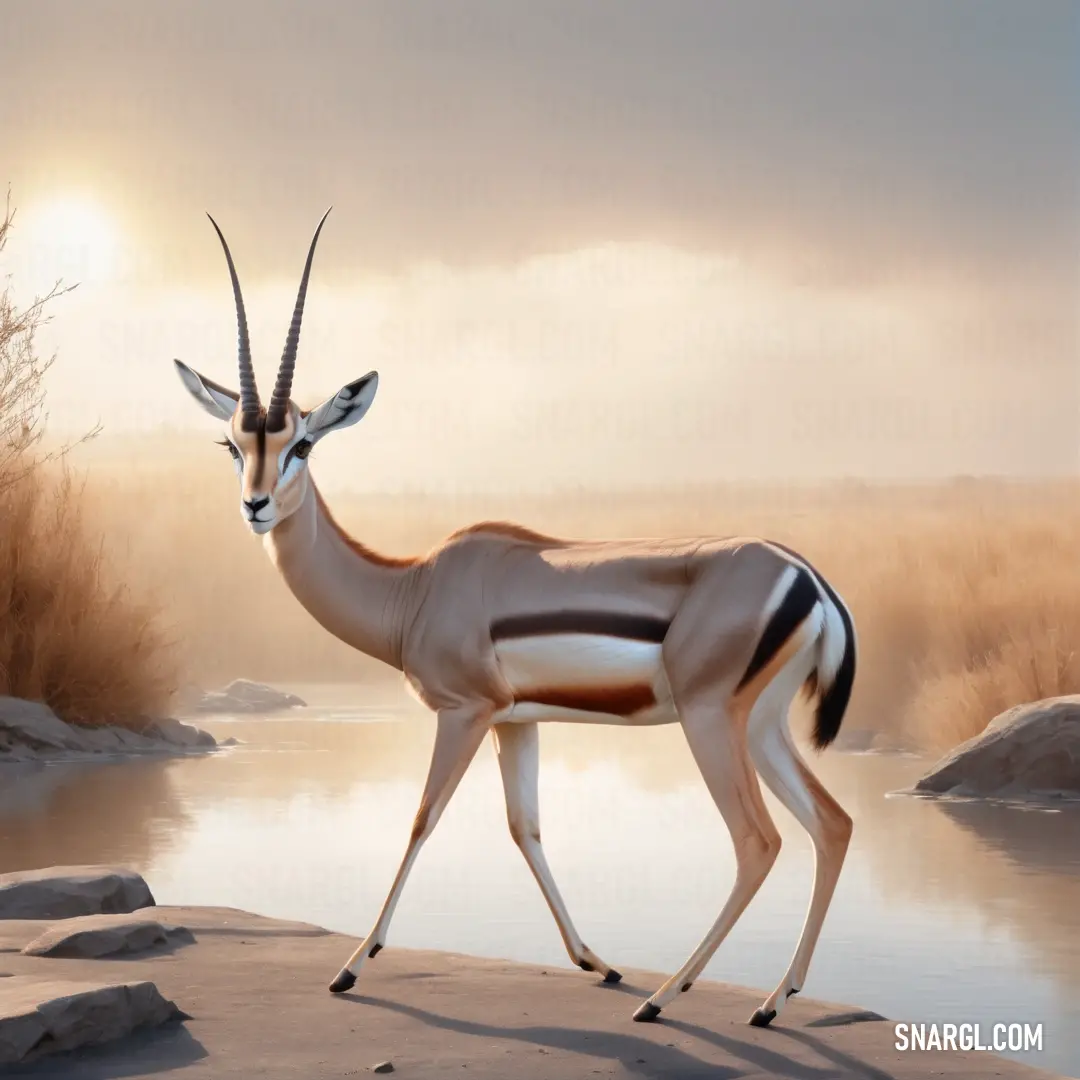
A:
24;242;1080;489
0;0;1075;487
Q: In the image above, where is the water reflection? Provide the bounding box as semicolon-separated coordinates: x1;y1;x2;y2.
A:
0;757;192;872
1;685;1077;1076
863;793;1080;989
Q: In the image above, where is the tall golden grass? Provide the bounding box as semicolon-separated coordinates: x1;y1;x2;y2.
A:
76;451;1080;754
0;467;178;725
0;198;178;726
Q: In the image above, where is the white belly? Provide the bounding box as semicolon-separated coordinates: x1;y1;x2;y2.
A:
492;633;678;726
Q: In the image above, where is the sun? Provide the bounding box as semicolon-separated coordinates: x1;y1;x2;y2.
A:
20;194;122;286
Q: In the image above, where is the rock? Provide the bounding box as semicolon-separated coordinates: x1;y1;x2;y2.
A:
193;692;241;713
0;867;155;920
74;726;127;752
0;902;1050;1079
913;695;1080;802
150;715;216;747
21;913;194;959
110;728;164;752
0;695;216;761
190;679;306;715
227;678;305;707
372;1062;395;1074
806;1009;888;1028
149;905;331;938
0;921;52;954
0;907;326;955
0;697;84;753
0;975;181;1065
0;737;38;762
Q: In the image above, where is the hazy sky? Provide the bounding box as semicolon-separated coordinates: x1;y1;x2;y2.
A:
1;1;1077;490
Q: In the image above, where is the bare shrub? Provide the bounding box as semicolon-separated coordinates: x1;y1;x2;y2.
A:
0;194;177;727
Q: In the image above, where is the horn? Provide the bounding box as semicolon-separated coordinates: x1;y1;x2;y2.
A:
206;214;260;429
266;207;333;432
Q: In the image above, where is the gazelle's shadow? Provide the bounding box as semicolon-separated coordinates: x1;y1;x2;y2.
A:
664;1017;898;1080
338;991;889;1079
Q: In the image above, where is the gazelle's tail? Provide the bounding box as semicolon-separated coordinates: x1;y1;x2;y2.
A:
802;566;856;751
736;548;857;751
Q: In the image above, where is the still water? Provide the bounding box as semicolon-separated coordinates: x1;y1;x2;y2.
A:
1;683;1078;1076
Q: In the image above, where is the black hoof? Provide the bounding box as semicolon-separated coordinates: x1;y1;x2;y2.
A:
603;969;623;984
749;1007;777;1028
633;1001;662;1023
328;969;357;993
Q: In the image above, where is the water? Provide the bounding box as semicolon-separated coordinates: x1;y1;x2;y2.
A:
2;683;1078;1077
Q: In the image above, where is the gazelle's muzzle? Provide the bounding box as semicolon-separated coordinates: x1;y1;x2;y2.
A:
241;492;277;534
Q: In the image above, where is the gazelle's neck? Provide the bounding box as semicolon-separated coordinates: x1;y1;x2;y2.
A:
263;476;419;671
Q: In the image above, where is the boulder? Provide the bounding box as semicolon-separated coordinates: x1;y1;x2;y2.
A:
73;726;127;753
109;728;165;752
190;678;306;714
0;698;83;753
0;867;155;920
150;715;216;747
149;905;331;938
0;921;52;954
21;913;194;959
0;976;182;1065
0;696;215;761
913;695;1080;802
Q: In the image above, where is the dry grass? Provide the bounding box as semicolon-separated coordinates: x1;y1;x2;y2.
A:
0;196;178;728
809;487;1080;752
74;449;1080;754
0;467;178;726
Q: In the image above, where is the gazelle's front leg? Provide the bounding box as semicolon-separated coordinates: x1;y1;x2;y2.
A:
493;722;621;983
328;703;493;993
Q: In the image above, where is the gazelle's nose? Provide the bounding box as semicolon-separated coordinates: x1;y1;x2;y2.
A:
243;495;270;514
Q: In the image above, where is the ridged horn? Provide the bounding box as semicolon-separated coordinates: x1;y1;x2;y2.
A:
266;207;333;432
206;214;260;429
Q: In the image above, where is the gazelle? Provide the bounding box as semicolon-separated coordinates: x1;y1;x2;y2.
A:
174;210;856;1028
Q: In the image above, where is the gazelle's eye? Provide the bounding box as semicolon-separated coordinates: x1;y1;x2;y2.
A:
216;438;241;460
282;439;313;472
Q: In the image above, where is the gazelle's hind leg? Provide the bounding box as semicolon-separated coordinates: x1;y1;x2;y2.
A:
493;722;621;982
746;642;853;1027
633;697;782;1022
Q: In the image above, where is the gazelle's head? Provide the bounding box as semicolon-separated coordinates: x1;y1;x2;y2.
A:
174;209;378;534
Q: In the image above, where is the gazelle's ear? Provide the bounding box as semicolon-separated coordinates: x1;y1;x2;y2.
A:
305;372;378;440
173;359;240;421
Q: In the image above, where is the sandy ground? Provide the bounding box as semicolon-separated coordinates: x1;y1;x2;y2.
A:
0;906;1065;1080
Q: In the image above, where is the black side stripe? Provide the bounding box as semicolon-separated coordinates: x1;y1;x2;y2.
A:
491;611;670;643
735;570;820;692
